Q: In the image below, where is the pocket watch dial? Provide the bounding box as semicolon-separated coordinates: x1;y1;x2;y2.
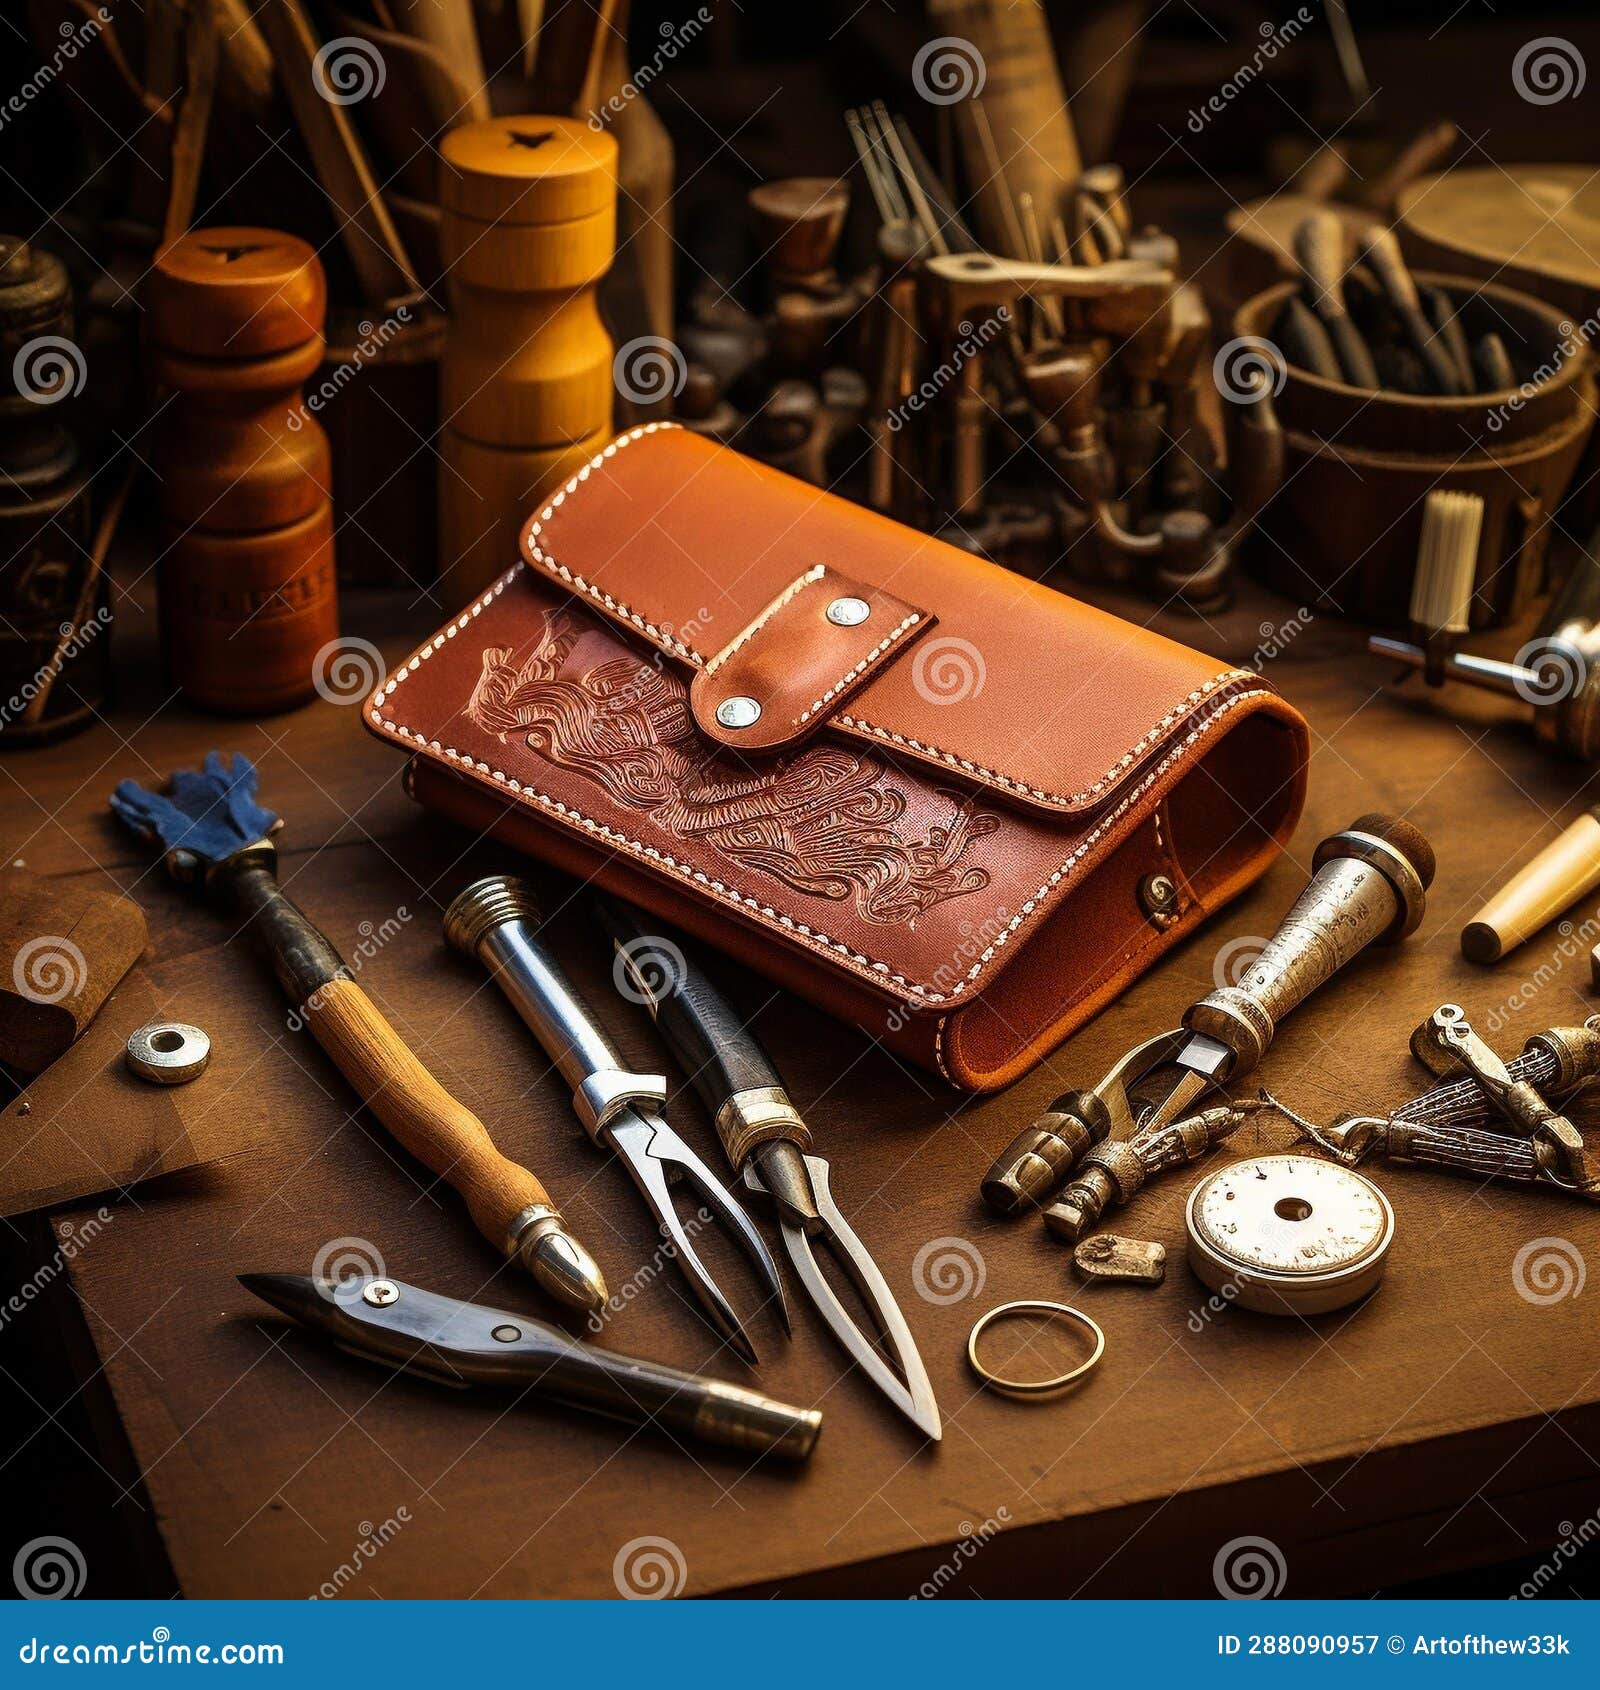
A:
1189;1155;1393;1279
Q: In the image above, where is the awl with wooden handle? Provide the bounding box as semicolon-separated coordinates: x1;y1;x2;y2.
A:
110;753;607;1316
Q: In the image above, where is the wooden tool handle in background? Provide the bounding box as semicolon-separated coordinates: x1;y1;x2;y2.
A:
1462;808;1600;964
304;975;556;1254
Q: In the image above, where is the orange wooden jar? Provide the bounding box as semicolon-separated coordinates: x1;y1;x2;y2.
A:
148;228;339;713
438;118;616;607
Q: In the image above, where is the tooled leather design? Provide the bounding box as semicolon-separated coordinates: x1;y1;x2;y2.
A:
466;608;1001;926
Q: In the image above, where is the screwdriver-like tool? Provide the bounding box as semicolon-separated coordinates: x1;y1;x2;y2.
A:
444;878;786;1364
982;814;1437;1215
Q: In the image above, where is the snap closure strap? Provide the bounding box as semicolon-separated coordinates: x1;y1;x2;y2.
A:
690;565;934;753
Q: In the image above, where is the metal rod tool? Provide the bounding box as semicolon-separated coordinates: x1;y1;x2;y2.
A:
444;878;786;1364
241;1274;821;1463
596;895;942;1440
982;814;1437;1215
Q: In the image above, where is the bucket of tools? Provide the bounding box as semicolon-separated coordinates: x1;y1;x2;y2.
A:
1233;272;1595;627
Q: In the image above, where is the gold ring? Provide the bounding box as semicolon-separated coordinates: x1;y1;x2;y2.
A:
966;1300;1105;1400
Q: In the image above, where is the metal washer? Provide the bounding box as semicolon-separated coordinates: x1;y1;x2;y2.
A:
125;1021;211;1085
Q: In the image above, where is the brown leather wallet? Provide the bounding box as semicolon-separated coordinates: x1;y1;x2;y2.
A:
365;424;1309;1091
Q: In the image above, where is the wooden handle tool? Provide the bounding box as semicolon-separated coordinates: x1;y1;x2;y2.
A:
1292;211;1380;388
110;758;608;1317
1358;225;1463;394
1462;806;1600;964
255;0;420;307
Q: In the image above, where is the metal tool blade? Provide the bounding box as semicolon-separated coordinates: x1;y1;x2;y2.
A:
1131;1034;1232;1134
747;1154;941;1440
606;1111;788;1363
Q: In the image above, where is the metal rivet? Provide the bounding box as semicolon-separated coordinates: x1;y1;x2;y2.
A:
716;695;762;730
491;1323;522;1342
1138;873;1178;920
825;596;871;627
362;1280;399;1307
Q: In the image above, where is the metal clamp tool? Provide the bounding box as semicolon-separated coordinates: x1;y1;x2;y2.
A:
1311;1006;1600;1200
595;894;941;1440
982;813;1436;1216
445;878;786;1363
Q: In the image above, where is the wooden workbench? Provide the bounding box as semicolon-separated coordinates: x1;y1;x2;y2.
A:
9;565;1600;1600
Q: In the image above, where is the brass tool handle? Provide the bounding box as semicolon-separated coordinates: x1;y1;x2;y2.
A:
304;976;557;1252
1183;814;1435;1074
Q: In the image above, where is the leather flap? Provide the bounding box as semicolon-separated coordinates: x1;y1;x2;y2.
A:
690;564;933;753
521;424;1256;815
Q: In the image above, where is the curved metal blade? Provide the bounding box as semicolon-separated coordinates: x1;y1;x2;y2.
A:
607;1112;787;1363
749;1154;941;1440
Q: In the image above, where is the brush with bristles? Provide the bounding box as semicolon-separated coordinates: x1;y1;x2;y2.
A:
1407;490;1483;684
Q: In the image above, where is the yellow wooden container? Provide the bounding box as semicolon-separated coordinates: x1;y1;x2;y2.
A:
438;117;617;606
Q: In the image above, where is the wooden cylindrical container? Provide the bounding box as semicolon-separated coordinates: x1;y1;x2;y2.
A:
0;237;106;747
438;118;617;607
148;228;339;713
1234;273;1596;627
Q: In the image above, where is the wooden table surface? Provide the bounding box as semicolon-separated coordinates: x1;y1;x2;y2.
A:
10;565;1600;1600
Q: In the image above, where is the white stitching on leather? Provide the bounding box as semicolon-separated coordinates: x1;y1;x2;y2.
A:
797;610;922;727
368;603;1277;1005
522;422;707;662
704;565;825;676
836;668;1257;806
516;423;1259;811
